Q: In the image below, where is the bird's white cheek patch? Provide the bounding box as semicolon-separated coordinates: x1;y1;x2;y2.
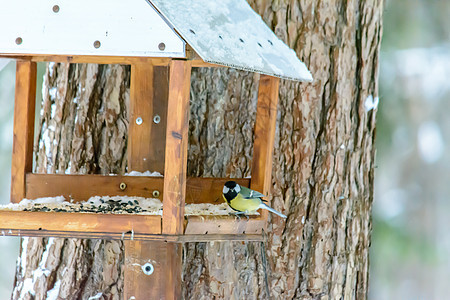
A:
235;185;241;193
223;186;230;194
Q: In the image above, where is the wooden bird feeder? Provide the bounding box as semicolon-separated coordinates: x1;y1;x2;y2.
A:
0;0;312;298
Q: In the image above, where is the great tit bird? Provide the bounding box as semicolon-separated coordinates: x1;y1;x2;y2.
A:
222;181;287;218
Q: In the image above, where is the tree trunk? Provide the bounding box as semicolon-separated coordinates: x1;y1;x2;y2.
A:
12;1;383;299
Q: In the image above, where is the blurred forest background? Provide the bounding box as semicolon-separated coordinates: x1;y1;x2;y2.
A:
371;0;450;299
0;0;449;298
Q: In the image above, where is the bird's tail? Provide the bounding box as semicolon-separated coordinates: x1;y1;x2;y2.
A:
258;203;287;219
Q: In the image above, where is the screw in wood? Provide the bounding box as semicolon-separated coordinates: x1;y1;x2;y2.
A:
52;5;60;13
152;190;160;198
93;40;101;49
135;117;143;125
142;263;154;275
119;182;127;190
158;42;166;51
153;114;161;124
15;37;23;45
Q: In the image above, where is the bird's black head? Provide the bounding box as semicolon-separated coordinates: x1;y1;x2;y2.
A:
223;181;241;201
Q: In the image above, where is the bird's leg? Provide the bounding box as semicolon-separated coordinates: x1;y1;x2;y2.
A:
229;211;247;220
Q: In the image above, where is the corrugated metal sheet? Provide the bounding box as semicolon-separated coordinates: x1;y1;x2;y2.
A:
149;0;312;82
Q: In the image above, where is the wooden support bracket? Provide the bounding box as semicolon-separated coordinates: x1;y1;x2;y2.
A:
251;75;280;220
125;60;191;299
124;241;182;300
11;60;37;203
162;60;192;235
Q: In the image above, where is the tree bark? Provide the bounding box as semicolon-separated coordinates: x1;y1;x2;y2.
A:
12;1;383;299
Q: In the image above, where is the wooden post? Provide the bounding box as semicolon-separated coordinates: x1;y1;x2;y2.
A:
124;60;190;300
128;64;169;173
11;60;37;203
124;241;182;300
162;60;192;235
251;75;280;220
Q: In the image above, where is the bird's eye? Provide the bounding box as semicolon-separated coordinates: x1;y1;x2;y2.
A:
223;186;230;194
235;184;241;193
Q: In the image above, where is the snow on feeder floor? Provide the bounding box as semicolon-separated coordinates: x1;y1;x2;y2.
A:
0;196;258;216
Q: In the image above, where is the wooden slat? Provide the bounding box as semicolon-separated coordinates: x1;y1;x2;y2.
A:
11;60;37;203
185;45;223;68
190;59;224;68
151;66;170;172
0;229;263;242
251;75;280;220
0;54;172;65
127;65;169;173
178;233;263;242
124;241;170;299
162;60;192;235
0;211;161;234
0;229;165;241
184;216;264;234
25;173;164;202
184;177;250;204
0;53;224;68
128;62;155;171
165;243;182;299
25;173;250;204
126;58;173;300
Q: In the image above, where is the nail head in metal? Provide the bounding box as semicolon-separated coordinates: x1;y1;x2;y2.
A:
136;117;143;125
142;263;154;275
93;40;101;49
52;5;60;13
15;37;23;45
152;190;160;198
153;114;161;124
158;42;166;51
119;182;127;190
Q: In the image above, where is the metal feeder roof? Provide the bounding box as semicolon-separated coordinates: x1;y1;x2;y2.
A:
148;0;312;82
0;0;312;82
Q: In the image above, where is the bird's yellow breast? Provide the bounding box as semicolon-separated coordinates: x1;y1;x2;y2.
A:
225;193;261;212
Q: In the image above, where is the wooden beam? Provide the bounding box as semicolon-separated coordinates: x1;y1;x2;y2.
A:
0;211;161;234
0;53;224;68
125;61;166;300
184;45;225;68
178;233;263;242
162;60;192;235
251;75;280;220
11;60;37;203
190;59;224;68
26;173;163;202
124;241;178;299
0;228;264;242
165;243;182;299
0;54;172;66
25;173;250;204
125;59;187;300
184;177;249;204
184;215;264;234
128;64;169;173
151;66;170;172
128;62;155;171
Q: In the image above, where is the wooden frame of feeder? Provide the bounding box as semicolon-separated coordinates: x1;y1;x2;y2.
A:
6;55;279;238
1;55;279;299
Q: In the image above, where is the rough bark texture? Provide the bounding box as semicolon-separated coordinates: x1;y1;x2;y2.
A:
12;1;383;299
